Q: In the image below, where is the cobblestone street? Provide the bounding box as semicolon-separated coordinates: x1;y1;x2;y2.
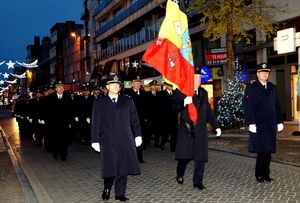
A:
1;109;300;203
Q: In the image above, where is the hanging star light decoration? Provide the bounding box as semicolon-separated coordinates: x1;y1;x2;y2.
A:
3;72;9;78
132;60;139;68
6;60;15;69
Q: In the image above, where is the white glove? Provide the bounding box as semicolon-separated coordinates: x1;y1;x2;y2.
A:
249;124;257;133
29;119;32;123
39;119;45;124
92;143;100;152
27;116;29;120
21;116;24;119
277;123;284;132
86;118;90;124
69;124;71;128
75;117;79;122
135;136;142;147
184;96;193;106
216;128;221;137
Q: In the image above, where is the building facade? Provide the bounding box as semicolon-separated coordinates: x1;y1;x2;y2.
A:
83;0;300;122
50;21;83;84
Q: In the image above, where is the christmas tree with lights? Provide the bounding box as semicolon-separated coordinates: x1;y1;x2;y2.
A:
215;60;246;129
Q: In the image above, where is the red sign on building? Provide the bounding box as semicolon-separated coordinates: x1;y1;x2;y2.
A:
206;48;227;66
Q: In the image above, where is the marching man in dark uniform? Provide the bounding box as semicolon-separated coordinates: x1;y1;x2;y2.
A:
122;76;148;163
159;82;178;151
243;63;284;183
75;83;94;144
46;80;72;161
28;88;44;145
91;74;142;202
146;80;160;147
172;67;221;190
92;85;102;98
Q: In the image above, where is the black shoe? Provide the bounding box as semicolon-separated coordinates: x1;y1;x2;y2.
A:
115;196;129;201
256;176;265;183
139;160;146;164
193;183;206;190
264;177;274;182
102;189;110;200
61;158;67;161
176;176;183;184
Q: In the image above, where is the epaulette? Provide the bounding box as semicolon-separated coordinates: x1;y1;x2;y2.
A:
123;94;132;98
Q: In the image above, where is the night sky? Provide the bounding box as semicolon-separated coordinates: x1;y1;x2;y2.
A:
0;0;82;62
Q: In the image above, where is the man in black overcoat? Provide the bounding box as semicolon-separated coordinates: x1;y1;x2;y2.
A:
122;76;148;163
242;63;284;183
146;80;160;147
28;88;44;145
75;83;94;144
172;67;221;190
91;74;142;202
45;80;72;161
159;82;178;151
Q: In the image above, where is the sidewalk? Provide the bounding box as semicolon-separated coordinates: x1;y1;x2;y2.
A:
1;109;300;203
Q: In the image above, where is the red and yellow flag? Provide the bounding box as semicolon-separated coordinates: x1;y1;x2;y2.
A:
142;0;197;121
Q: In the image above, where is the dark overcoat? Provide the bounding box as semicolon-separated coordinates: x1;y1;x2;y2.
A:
242;81;283;153
45;93;73;145
159;89;177;131
91;95;141;178
172;88;219;162
75;95;94;120
123;88;148;122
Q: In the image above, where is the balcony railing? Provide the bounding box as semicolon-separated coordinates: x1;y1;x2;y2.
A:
97;19;163;61
95;0;153;38
94;0;113;16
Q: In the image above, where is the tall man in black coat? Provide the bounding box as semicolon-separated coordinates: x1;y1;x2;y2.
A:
45;80;72;161
172;67;221;190
243;63;284;183
91;75;142;202
122;76;148;163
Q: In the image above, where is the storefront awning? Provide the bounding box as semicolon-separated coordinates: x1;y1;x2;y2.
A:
89;65;102;86
101;59;115;80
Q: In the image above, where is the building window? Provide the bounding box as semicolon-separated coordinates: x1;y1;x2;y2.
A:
51;32;57;44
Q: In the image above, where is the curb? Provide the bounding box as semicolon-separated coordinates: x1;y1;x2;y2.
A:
0;127;38;203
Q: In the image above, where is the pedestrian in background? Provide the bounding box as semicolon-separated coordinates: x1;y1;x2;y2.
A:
91;74;142;202
243;63;284;183
172;67;221;190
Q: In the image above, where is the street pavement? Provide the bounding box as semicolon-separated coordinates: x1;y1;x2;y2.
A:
1;109;300;203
